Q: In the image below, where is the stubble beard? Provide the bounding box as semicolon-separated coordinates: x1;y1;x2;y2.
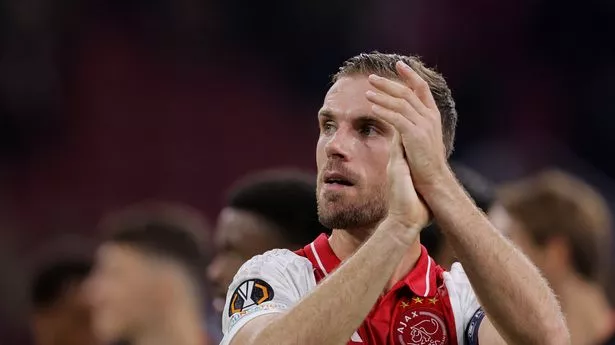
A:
317;188;388;230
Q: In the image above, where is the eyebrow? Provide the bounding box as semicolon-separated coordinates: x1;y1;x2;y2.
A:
317;108;335;119
318;108;387;126
356;115;385;124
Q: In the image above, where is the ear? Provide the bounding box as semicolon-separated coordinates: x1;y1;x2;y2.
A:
542;236;571;283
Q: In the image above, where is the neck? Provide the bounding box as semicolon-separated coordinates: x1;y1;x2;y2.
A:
329;228;422;291
133;302;205;345
557;273;613;345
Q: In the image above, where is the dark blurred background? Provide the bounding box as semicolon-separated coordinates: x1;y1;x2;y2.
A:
1;0;614;342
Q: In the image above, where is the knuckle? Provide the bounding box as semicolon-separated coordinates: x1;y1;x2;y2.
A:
401;88;413;101
423;115;435;127
429;113;442;128
417;78;429;90
420;121;432;133
394;98;406;110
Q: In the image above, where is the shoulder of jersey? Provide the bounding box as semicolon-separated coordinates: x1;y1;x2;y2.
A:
444;262;470;283
227;249;315;318
235;248;312;276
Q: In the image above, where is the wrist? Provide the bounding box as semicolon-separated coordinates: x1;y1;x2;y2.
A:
419;164;459;204
378;218;421;247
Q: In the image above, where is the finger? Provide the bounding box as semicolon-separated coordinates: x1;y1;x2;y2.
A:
388;132;422;213
387;131;412;186
395;61;438;111
390;130;403;162
367;74;430;116
365;90;425;126
370;103;416;132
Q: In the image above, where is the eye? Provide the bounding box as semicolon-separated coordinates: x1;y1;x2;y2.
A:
359;124;377;136
320;120;336;135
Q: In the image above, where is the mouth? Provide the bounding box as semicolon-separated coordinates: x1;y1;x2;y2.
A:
324;172;355;187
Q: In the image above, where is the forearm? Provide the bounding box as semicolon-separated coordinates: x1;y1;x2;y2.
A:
423;169;568;344
252;221;416;345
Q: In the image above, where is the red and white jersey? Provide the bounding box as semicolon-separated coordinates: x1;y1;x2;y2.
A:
221;234;481;345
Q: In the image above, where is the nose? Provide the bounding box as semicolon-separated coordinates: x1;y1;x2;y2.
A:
324;127;351;161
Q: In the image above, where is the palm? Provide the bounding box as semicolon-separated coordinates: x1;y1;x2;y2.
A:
387;137;430;230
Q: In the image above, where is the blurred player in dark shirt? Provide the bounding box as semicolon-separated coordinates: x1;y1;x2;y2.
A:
420;163;511;269
30;258;98;345
500;170;615;345
86;203;210;345
207;169;328;313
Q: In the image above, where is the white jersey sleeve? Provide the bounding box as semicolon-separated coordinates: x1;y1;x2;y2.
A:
220;249;316;345
443;262;482;345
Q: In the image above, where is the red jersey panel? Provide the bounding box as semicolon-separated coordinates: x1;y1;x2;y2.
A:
296;234;458;345
220;234;481;345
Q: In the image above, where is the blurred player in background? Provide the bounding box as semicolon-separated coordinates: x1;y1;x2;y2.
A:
608;278;615;344
219;52;568;345
500;170;615;345
87;203;210;345
30;258;98;345
207;169;328;313
421;163;511;269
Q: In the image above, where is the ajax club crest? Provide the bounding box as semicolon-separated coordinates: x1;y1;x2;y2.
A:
395;297;448;345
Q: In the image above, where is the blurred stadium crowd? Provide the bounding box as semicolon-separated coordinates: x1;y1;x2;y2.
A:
1;0;615;344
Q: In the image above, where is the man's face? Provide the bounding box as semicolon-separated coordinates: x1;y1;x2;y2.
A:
207;208;287;312
506;219;550;275
86;244;160;343
316;75;395;230
33;284;97;345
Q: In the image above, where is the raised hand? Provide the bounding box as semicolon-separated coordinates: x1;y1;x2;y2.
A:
365;61;448;193
385;131;430;236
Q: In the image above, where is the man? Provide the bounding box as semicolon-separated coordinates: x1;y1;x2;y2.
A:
500;170;615;345
421;163;510;269
86;203;210;345
219;52;569;345
207;169;328;313
30;258;98;345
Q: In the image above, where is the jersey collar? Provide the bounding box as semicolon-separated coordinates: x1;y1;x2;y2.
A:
303;233;341;276
305;233;438;297
403;245;438;297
